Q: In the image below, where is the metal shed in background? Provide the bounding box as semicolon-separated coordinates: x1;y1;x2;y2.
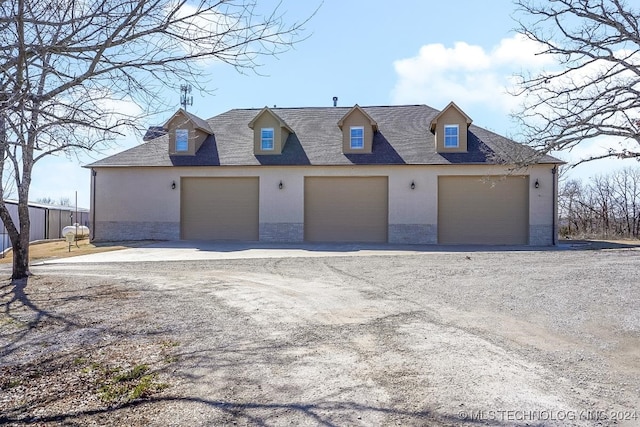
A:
1;200;90;253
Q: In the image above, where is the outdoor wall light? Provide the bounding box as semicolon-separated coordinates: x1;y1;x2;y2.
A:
410;180;416;190
279;180;284;190
534;179;540;189
171;181;176;190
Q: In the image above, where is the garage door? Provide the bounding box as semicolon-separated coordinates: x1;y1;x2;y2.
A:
304;177;388;243
181;177;259;240
438;176;529;245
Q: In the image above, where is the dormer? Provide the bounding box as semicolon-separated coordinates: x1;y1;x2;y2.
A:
248;107;293;155
338;104;378;154
430;102;472;153
166;109;213;156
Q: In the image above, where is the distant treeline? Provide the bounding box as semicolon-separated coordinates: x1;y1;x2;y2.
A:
560;166;640;239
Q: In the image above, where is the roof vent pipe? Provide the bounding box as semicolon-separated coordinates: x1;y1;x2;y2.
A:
333;96;338;107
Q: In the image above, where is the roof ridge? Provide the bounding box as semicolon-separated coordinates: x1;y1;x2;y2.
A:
227;104;429;112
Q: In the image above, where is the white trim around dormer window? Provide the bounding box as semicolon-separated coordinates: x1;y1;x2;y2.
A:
350;126;364;149
444;124;459;148
261;127;274;150
175;128;189;152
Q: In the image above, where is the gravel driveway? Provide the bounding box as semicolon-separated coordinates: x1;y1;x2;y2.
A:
1;246;639;426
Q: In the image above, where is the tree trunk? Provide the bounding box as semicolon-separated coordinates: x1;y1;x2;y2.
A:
0;202;29;280
12;199;30;279
11;233;29;279
13;163;32;280
9;148;33;280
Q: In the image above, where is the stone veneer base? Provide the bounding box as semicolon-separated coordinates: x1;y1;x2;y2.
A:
93;221;180;241
529;224;555;246
388;224;437;245
259;222;304;242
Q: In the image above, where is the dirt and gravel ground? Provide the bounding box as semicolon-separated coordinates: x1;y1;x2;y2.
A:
1;246;639;426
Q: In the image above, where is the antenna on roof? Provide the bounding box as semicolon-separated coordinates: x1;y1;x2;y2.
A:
180;84;193;111
333;96;338;107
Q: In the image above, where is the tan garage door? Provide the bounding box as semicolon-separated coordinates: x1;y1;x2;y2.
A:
181;177;259;240
304;177;388;243
438;176;529;245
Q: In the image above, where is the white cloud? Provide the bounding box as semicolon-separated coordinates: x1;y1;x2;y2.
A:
492;35;552;68
390;35;640;178
391;34;553;113
166;1;265;68
525;49;640;129
94;95;144;120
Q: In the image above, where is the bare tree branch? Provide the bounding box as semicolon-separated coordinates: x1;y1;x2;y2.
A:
511;0;640;164
0;0;315;280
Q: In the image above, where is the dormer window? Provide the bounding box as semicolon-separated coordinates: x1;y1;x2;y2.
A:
350;126;364;149
175;129;189;152
165;108;213;156
249;108;293;155
430;102;472;153
444;125;459;148
338;105;378;154
261;128;274;150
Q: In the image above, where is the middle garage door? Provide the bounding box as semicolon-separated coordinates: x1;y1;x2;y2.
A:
304;177;388;243
181;177;259;241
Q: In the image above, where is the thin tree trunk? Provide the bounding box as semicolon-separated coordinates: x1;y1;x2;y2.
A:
12;198;30;279
13;134;32;279
0;201;28;280
11;234;29;279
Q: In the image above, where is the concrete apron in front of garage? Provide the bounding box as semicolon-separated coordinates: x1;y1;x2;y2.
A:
39;240;564;264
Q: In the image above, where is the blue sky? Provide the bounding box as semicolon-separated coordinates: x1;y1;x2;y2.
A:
31;0;633;208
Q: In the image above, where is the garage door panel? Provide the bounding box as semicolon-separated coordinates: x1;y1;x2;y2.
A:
181;177;259;241
438;176;529;245
305;177;388;243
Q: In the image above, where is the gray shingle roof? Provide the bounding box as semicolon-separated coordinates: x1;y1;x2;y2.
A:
182;110;213;134
142;126;167;141
87;105;562;168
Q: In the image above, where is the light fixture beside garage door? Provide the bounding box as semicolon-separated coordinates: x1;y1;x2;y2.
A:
279;180;284;190
171;181;176;190
534;179;540;189
410;180;416;190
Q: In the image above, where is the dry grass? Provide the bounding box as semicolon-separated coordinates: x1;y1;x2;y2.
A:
0;239;155;264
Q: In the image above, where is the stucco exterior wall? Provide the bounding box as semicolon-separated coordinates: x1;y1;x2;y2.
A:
528;164;559;245
90;164;558;245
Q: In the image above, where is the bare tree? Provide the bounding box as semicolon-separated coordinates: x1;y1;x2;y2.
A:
0;0;312;280
35;196;71;207
559;166;640;238
512;0;640;164
610;167;640;236
558;178;583;236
